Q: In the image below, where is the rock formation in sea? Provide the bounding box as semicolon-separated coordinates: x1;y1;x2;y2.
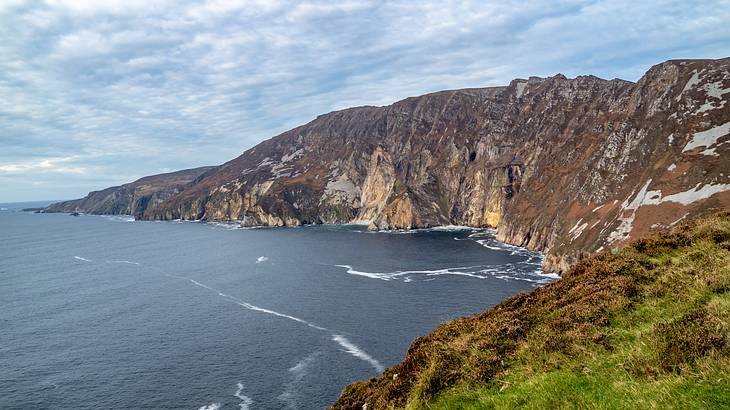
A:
46;57;730;272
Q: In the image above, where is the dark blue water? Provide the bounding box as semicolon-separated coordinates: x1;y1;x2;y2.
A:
0;202;553;409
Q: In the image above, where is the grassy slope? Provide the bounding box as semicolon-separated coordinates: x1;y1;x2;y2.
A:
333;212;730;409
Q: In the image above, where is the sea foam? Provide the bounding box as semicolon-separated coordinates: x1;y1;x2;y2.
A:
278;353;320;409
164;274;386;375
234;382;253;410
107;260;140;265
332;334;384;372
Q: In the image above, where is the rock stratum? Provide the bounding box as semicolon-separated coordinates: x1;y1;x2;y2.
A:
46;57;730;272
45;166;215;218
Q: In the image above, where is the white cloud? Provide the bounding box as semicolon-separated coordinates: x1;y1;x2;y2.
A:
0;156;87;175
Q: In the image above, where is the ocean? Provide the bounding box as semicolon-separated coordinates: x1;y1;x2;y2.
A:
0;202;554;409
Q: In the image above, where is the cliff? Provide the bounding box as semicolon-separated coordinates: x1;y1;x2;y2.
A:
44;166;215;218
47;57;730;272
332;212;730;409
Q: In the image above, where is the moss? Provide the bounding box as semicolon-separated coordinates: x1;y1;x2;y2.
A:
332;212;730;409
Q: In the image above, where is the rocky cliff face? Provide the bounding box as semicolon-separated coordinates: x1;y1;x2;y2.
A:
48;57;730;272
45;166;215;218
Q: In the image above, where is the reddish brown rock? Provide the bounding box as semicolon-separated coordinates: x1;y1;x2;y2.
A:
48;57;730;272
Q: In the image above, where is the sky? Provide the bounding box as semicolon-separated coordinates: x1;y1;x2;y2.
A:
1;0;729;202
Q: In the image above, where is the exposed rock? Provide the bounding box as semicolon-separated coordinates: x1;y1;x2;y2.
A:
47;57;730;273
44;166;215;218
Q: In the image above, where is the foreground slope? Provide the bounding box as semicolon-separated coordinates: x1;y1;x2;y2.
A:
333;212;730;409
47;57;730;271
45;166;215;218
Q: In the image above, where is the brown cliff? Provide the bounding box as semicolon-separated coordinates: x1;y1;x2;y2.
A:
44;166;215;218
48;57;730;272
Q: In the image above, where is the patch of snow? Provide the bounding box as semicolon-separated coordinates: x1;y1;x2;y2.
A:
257;157;274;168
281;148;304;163
515;82;527;98
667;134;674;145
696;99;726;114
679;69;702;97
323;175;361;204
569;222;588;240
704;80;730;99
683;121;730;153
667;163;676;171
568;219;583;234
622;180;662;210
670;213;689;226
270;162;293;178
661;183;730;205
608;212;635;243
591;204;604;212
610;179;659;243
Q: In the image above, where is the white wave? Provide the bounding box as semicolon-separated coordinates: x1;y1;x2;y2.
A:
107;260;140;265
334;264;486;281
426;271;488;280
425;225;474;232
166;273;394;384
334;264;397;280
278;353;320;409
206;221;241;230
198;404;220;410
73;256;92;262
100;215;135;222
256;256;268;264
234;301;326;330
335;254;555;285
234;382;253;410
332;334;384;372
475;240;504;251
170;274;327;331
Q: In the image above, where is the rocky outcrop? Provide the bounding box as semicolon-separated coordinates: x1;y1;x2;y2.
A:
44;166;215;218
47;57;730;272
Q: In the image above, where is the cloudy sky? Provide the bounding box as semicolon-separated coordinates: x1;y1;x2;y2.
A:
1;0;729;202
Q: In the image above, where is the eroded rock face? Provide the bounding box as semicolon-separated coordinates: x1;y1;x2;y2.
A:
44;167;215;218
48;57;730;272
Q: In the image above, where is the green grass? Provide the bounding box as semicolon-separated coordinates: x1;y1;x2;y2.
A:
333;212;730;409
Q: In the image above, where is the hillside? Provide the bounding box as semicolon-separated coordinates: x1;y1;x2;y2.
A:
46;57;730;272
332;212;730;409
44;166;215;218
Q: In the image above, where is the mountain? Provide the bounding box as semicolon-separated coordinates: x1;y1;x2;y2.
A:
46;57;730;272
332;212;730;409
44;166;215;218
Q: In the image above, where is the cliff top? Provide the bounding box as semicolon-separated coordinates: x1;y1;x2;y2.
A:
333;211;730;408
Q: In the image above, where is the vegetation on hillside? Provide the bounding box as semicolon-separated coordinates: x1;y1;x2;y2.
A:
333;212;730;409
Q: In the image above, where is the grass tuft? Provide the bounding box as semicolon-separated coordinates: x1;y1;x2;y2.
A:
332;212;730;409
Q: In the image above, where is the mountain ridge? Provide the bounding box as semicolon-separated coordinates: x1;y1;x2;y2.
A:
45;56;730;272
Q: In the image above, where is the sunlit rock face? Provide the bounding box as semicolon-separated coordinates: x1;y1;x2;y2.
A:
44;167;215;218
52;57;730;272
